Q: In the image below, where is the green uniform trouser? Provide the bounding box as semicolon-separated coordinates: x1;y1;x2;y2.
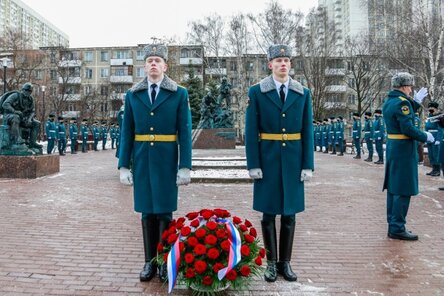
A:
366;139;373;157
375;140;383;160
354;138;361;156
387;192;411;234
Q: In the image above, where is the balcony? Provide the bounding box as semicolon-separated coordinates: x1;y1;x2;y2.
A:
325;102;346;109
325;68;346;76
60;94;81;101
62;111;80;118
58;77;81;84
110;58;133;66
111;92;126;100
205;68;227;75
110;75;133;83
325;85;347;93
58;60;82;67
180;57;203;65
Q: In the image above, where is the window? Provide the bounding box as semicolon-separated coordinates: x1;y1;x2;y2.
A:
136;50;145;61
34;69;43;80
101;85;109;95
348;94;356;104
100;102;108;112
84;85;91;95
100;51;109;62
85;68;93;79
230;62;237;71
68;103;75;112
114;50;129;59
136;67;145;78
84;51;93;62
50;70;58;80
100;68;109;78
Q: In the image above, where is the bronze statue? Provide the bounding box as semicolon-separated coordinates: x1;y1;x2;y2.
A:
0;82;43;155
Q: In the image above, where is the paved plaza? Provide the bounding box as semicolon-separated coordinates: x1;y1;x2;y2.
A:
0;148;443;295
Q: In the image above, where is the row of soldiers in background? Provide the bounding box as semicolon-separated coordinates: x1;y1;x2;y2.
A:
313;116;346;156
44;114;120;155
422;101;443;177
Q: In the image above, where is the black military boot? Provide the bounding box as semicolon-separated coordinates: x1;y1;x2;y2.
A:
353;154;361;159
158;218;171;282
140;217;159;282
261;220;277;282
364;157;373;162
374;158;384;164
277;216;297;281
429;165;441;177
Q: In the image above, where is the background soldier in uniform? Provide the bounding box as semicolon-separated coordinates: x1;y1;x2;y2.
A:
118;44;192;283
425;102;441;176
382;72;433;241
245;44;314;282
352;112;362;159
92;122;100;151
45;113;57;154
101;121;108;150
363;111;374;162
373;109;385;164
69;117;78;154
81;119;89;153
56;116;66;156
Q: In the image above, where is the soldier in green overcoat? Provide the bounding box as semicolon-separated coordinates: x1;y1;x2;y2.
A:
118;44;192;283
352;112;362;159
382;72;434;241
245;44;314;283
373;109;385;164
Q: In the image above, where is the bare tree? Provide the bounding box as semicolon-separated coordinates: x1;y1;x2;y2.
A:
247;0;304;53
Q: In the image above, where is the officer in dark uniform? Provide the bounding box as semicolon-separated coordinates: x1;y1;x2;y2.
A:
69;117;78;154
425;102;441;176
56;116;67;156
110;123;117;149
382;72;434;241
363;112;374;162
118;44;192;283
101;121;108;150
45;113;57;154
352;112;362;159
373;109;385;164
245;44;314;282
336;116;344;156
81;119;89;153
92;122;100;151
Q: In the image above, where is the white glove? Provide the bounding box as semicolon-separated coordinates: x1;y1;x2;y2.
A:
425;131;435;143
176;168;191;186
322;146;326;152
413;87;428;104
248;168;263;179
435;140;440;145
316;146;320;152
300;169;313;182
119;167;133;186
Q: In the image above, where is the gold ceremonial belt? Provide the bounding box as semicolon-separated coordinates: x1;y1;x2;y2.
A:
259;133;301;141
135;134;177;142
387;134;410;140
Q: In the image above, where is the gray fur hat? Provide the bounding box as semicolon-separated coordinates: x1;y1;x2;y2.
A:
267;44;292;61
391;72;414;88
143;44;168;61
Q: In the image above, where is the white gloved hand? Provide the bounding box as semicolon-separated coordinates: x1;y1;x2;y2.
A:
413;87;428;104
434;140;440;145
425;131;435;143
176;168;191;186
248;168;263;179
316;146;320;152
300;169;313;182
322;146;326;152
119;167;133;186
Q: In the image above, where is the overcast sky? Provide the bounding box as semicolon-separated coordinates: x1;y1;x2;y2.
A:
21;0;318;48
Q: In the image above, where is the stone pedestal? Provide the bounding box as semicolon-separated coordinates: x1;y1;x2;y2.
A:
0;154;60;179
192;128;236;149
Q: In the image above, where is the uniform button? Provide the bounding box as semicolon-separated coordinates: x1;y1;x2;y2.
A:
282;128;286;132
150;127;154;131
282;142;286;147
150;112;154;116
150;142;154;146
282;113;286;117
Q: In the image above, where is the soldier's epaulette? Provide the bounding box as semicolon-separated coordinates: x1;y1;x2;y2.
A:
398;96;407;101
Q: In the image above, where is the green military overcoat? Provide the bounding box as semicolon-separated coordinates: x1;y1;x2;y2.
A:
245;75;314;215
382;90;427;196
118;76;192;213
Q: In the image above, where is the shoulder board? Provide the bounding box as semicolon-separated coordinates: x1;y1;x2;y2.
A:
398;96;407;101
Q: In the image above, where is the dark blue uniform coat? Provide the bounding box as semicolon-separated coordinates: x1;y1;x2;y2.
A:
118;76;192;214
245;76;314;215
382;90;427;196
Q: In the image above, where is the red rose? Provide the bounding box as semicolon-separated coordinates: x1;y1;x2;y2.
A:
233;216;242;224
212;262;225;273
239;224;248;232
168;226;176;234
180;226;191;236
216;229;227;238
179;242;185;252
163;253;168;262
241;245;250;257
240;265;251;277
187;236;198;247
195;228;207;238
167;233;178;244
249;227;257;238
184;253;195;264
259;248;266;258
255;256;262;266
204;234;217;245
177;217;186;224
185;267;195;278
244;219;253;227
244;234;255;243
161;230;169;241
194;260;207;273
176;221;184;229
207;247;220;260
202;275;213;286
186;212;199;220
169;219;176;227
221;239;231;252
213;208;225;218
157;243;164;252
194;244;207;255
201;210;213;220
226;269;237;281
190;219;200;228
206;221;218;230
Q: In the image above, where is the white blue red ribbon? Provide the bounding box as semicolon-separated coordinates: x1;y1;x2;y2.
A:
167;235;181;293
217;219;242;280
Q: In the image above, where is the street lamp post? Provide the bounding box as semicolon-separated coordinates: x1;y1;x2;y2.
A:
41;86;46;123
0;57;11;94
